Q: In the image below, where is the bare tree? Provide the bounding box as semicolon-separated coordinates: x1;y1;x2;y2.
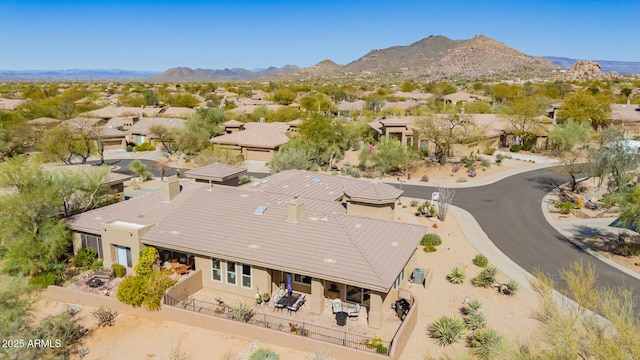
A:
414;113;486;164
436;185;456;221
155;157;170;181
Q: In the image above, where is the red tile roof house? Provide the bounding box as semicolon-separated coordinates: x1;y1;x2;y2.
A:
66;170;426;329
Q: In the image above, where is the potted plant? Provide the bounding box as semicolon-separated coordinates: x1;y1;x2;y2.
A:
289;322;299;334
261;292;270;303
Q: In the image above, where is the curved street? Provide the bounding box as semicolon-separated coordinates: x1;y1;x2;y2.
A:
399;167;640;304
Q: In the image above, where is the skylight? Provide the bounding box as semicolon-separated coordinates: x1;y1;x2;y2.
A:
312;177;321;183
254;206;267;215
251;183;260;188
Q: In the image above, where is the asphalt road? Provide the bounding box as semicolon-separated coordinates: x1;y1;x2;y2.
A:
397;168;640;303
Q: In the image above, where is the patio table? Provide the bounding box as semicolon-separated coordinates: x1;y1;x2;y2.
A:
275;294;299;311
85;277;104;288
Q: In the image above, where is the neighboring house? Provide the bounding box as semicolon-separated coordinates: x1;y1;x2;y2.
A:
129;117;185;147
336;100;366;116
62;117;127;150
610;103;640;136
442;91;491;105
184;162;247;186
83;105;195;121
210;121;291;161
67;170;425;329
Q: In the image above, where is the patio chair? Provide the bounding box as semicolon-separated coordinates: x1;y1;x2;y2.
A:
347;303;360;320
287;294;306;314
332;298;342;314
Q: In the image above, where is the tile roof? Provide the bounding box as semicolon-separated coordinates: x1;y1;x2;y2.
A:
68;181;425;291
611;104;640;122
343;182;404;204
27;117;60;126
210;125;289;148
129;117;185;135
0;98;25;110
184;163;247;182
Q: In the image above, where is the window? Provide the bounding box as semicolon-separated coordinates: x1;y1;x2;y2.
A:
81;234;102;259
419;140;428;150
346;285;371;306
211;258;221;282
226;261;237;285
406;136;413;147
393;269;404;289
241;264;252;288
294;274;311;285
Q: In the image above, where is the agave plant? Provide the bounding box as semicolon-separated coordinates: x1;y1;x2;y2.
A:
472;254;489;268
500;280;520;295
447;267;466;284
468;328;505;360
472;265;498;288
464;311;487;330
428;316;466;346
462;298;482;315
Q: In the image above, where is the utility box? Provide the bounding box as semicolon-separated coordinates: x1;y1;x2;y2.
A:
413;268;425;286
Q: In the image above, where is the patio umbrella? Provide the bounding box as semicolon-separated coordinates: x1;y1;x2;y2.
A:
286;273;292;294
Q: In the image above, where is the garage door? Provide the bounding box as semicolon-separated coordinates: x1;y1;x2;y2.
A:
245;149;273;161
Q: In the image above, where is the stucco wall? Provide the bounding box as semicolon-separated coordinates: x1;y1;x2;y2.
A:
195;256;272;298
347;202;395;221
165;269;204;301
42;286;393;360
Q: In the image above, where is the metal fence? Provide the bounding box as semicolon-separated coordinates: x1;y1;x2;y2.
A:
163;293;391;356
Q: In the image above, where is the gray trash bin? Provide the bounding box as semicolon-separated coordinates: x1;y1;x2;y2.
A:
413;268;425;285
336;311;347;326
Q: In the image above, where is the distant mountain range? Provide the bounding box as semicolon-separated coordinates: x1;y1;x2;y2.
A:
0;69;159;81
541;57;640;75
2;35;639;81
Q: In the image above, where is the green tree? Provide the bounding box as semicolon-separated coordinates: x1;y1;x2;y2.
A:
128;159;151;181
500;95;550;146
196;145;244;166
39;120;98;164
177;108;227;154
414;113;486;164
360;137;417;175
558;91;611;130
149;124;178;154
588;140;640;192
0;159;109;275
134;246;159;277
162;93;200;108
272;88;297;105
144;90;159;106
548;119;593;151
299;93;333;113
296;114;348;166
267;148;317;173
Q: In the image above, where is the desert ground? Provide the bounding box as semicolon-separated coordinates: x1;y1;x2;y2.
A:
35;154;637;360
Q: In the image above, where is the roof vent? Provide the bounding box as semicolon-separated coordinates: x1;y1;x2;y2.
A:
323;258;337;264
255;206;267;215
169;230;180;235
248;244;260;249
391;241;399;247
355;224;362;229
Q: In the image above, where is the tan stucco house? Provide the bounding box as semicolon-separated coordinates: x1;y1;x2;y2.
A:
67;170;425;328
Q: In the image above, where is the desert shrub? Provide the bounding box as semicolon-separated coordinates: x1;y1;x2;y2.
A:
457;176;468;183
472;265;498;288
112;263;126;277
495;153;505;165
467;170;477;177
92;306;118;327
428;316;466;346
419;174;429;182
472;254;489;268
135;246;159;277
464;311;487;330
574;197;585;208
169;341;192;360
463;157;475;168
134;142;156;151
555;201;574;214
73;247;98;268
616;242;640;257
452;164;460;172
447;267;466;284
423;245;437;253
116;271;176;311
29;312;88;359
230;301;254;322
421;233;442;247
28;271;61;289
509;144;521;152
481;158;492;168
248;348;280;360
468;328;505;360
376;344;388;354
410;200;419;207
89;259;104;270
484;147;496;155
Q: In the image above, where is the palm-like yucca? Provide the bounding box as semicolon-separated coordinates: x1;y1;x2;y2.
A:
447;266;466;284
462;298;483;315
428;316;466;346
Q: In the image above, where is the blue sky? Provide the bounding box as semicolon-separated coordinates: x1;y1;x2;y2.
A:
1;0;638;71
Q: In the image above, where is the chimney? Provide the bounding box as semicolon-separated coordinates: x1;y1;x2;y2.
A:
162;175;181;203
287;196;305;223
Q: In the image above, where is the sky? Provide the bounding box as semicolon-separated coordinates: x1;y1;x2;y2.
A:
1;0;639;71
